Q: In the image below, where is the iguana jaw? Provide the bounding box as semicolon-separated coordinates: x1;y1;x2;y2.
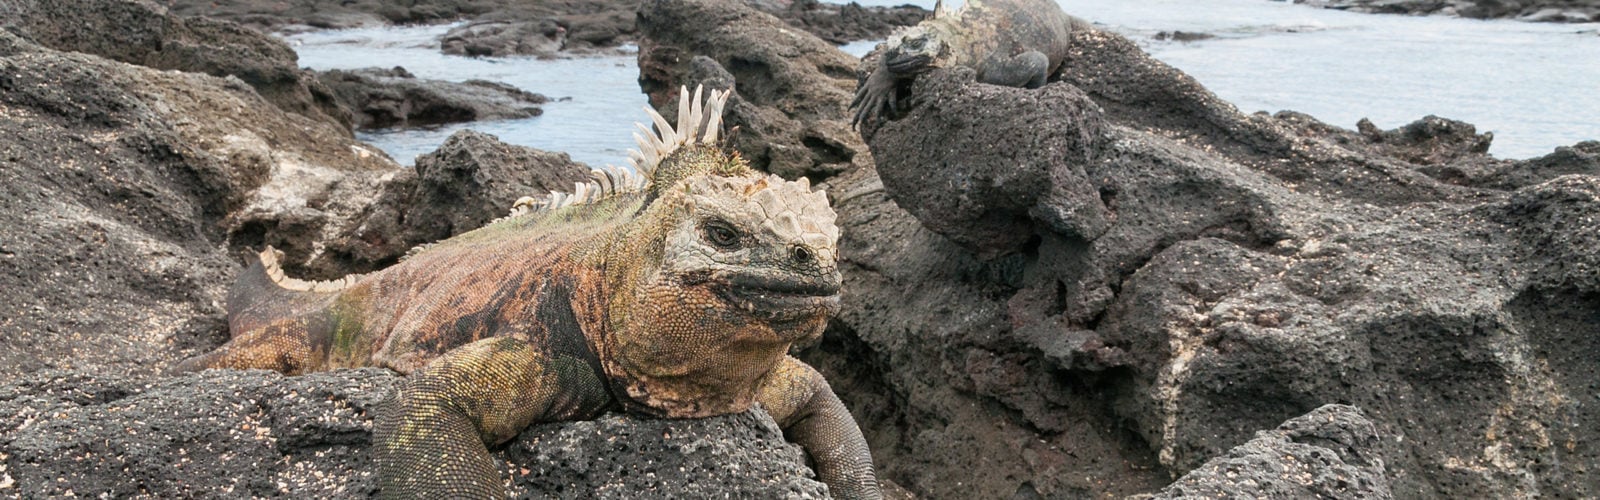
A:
712;270;841;326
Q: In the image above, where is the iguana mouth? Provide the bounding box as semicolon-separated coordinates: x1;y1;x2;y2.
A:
717;273;841;322
885;52;936;74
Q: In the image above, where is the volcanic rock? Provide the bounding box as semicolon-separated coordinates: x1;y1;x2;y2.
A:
324;130;592;272
316;67;549;130
0;369;826;498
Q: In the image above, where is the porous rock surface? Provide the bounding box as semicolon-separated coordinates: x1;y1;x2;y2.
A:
0;0;352;130
1142;404;1393;499
843;23;1600;498
0;369;826;498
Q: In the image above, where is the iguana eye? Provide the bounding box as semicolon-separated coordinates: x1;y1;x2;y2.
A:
703;221;740;249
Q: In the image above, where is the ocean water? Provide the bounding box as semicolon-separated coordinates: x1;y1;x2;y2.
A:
284;0;1600;164
287;25;644;167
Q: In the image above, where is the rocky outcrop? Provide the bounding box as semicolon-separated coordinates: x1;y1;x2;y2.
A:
0;30;396;384
0;369;826;498
324;130;592;272
1293;0;1600;22
1143;405;1393;499
0;0;353;130
441;19;572;58
765;0;929;45
843;25;1600;498
316;67;549;130
638;0;869;182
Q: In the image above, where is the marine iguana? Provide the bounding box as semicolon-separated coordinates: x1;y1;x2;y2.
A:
175;86;881;499
850;0;1092;127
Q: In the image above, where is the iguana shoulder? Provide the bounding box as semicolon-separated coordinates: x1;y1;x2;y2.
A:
850;0;1092;127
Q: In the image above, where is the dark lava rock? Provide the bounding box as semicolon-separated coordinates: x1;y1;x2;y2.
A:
639;0;869;182
0;369;825;498
316;67;549;130
441;19;570;58
1142;404;1393;499
0;369;396;497
1295;0;1600;22
830;24;1600;498
325;130;592;272
1300;114;1600;189
0;0;353;130
769;0;929;45
863;67;1109;257
505;410;827;498
0;30;395;384
1153;30;1216;42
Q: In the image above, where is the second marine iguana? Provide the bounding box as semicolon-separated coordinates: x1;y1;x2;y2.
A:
175;86;881;499
850;0;1093;127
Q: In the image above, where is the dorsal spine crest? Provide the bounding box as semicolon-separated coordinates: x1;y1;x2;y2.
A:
259;247;363;293
507;85;733;218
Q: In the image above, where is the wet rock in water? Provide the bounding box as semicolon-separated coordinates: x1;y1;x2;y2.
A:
0;30;396;383
638;0;868;182
441;19;569;58
315;67;549;129
325;130;592;271
1515;6;1598;22
1297;0;1600;22
843;23;1600;498
1153;30;1216;42
1142;405;1393;499
0;369;822;498
0;0;353;130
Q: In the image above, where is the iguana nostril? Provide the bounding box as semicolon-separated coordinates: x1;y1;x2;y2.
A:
791;245;813;264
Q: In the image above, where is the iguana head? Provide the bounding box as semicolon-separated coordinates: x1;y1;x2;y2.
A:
883;25;945;74
620;147;841;355
658;172;841;332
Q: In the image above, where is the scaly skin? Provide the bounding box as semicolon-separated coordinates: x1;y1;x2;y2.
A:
850;0;1093;127
176;87;881;499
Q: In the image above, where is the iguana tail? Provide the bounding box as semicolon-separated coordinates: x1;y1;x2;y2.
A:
173;247;354;374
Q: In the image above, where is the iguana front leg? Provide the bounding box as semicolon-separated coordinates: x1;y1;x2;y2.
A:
759;356;882;500
851;59;901;128
373;336;611;498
